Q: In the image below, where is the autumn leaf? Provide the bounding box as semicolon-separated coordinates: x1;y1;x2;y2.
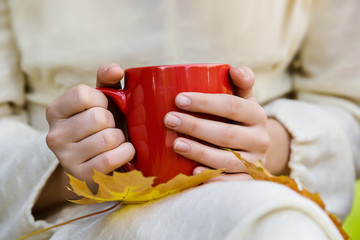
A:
20;152;349;240
228;149;349;240
18;169;222;239
68;168;223;204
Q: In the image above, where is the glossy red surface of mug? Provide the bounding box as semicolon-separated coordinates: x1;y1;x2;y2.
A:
98;64;233;185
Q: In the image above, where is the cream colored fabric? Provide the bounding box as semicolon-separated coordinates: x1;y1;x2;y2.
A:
51;182;341;240
0;0;359;239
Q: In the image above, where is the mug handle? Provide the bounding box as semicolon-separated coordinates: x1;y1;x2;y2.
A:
96;87;135;171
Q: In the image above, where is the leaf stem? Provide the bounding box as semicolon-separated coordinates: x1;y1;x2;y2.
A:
18;201;121;240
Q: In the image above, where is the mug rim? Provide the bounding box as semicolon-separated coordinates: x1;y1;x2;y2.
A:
125;63;230;71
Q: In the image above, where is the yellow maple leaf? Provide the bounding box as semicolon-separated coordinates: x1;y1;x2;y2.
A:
229;149;349;240
20;151;349;240
68;168;223;204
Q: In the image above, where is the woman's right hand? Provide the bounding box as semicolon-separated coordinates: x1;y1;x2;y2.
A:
46;64;135;187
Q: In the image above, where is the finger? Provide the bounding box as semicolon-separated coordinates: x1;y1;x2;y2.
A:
229;66;255;98
207;173;253;182
96;63;124;88
174;93;266;125
193;167;253;182
164;112;268;151
79;142;135;179
54;128;125;168
193;166;212;175
51;107;116;142
172;137;260;172
70;128;126;165
46;84;108;122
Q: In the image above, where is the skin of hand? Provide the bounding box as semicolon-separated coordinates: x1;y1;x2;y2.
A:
33;64;135;216
163;66;291;181
46;64;135;185
34;63;290;216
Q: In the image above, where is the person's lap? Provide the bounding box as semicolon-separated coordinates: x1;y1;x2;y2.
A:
51;181;341;240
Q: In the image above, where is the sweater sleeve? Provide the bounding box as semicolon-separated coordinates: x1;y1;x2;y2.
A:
265;0;360;220
0;1;60;239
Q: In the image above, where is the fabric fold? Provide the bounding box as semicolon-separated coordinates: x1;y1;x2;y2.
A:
265;98;355;220
0;120;58;239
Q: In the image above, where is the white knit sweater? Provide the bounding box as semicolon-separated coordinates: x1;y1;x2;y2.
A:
1;0;359;239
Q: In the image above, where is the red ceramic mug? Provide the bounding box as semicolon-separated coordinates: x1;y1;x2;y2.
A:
98;63;233;184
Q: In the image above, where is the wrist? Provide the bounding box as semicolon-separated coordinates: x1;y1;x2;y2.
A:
32;164;77;218
265;118;291;175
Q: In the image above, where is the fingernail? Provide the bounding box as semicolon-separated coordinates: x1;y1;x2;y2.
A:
102;66;112;73
174;140;190;153
164;114;181;128
176;94;191;107
239;67;249;81
101;63;120;74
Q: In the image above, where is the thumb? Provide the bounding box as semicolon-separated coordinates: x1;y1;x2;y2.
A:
229;66;255;98
96;63;124;88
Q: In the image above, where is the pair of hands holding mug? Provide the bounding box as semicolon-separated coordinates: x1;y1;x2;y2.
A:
46;63;279;189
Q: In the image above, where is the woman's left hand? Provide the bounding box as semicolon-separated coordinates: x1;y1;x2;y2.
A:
164;66;269;181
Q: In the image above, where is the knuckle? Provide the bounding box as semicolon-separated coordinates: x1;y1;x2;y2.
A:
57;150;73;166
74;84;93;108
90;108;115;129
100;129;122;149
189;118;200;134
219;127;238;146
258;133;270;152
46;130;74;165
197;94;210;108
227;96;242;118
100;152;113;170
46;128;63;149
224;158;239;171
198;147;209;163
